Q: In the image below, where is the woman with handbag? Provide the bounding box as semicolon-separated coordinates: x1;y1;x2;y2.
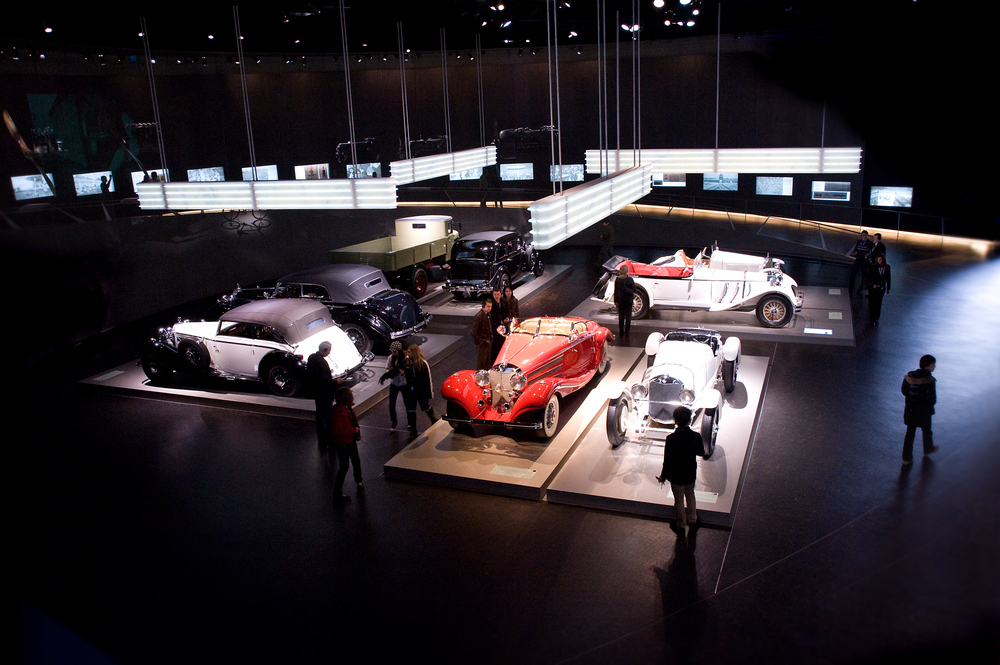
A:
407;344;439;438
331;386;364;502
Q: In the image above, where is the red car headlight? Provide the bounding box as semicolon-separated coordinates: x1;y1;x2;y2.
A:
474;370;490;388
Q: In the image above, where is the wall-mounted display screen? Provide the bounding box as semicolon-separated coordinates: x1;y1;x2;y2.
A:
500;163;534;181
11;174;55;201
811;181;851;202
72;171;115;196
294;163;331;180
242;165;279;181
756;176;794;196
347;162;382;179
703;173;738;191
870;186;912;208
449;167;483;181
131;169;170;187
652;173;686;187
188;166;225;182
550;164;585;182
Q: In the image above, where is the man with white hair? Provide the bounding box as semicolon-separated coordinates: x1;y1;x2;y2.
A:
308;341;337;452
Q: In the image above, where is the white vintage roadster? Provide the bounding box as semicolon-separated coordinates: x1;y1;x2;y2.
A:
593;245;803;327
605;328;741;457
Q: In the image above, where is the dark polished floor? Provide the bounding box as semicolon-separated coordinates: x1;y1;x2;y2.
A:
15;225;1000;664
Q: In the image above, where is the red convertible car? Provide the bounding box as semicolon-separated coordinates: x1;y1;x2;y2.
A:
442;317;614;439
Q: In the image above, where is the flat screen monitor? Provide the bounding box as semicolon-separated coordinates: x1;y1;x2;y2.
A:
347;162;382;179
131;169;170;187
72;171;115;196
500;163;534;181
242;165;279;181
756;176;794;196
550;164;584;182
811;181;851;202
11;174;55;201
652;173;686;187
870;186;912;208
449;167;483;181
294;163;330;180
703;173;738;191
188;166;225;182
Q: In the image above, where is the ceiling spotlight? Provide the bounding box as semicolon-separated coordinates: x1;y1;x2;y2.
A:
501;20;512;28
482;21;488;26
692;9;699;15
43;24;53;33
680;0;691;4
207;34;214;40
568;31;578;38
653;0;665;7
686;20;695;26
138;31;144;37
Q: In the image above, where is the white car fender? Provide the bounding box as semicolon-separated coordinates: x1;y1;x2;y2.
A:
697;387;722;412
606;380;631;401
645;332;664;356
723;336;741;362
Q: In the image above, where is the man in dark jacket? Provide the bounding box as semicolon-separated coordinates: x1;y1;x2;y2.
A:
901;354;939;464
613;264;636;339
656;406;705;533
849;230;875;294
307;341;337;452
472;298;494;370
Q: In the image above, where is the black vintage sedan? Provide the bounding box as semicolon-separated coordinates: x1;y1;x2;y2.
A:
217;264;431;354
445;231;543;299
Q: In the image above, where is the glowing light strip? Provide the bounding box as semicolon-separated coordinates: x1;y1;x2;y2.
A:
136;179;398;210
528;165;652;250
585;148;862;174
390;146;497;185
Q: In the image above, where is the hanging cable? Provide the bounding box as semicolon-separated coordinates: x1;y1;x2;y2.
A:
339;0;358;168
545;1;556;194
398;22;411;160
233;6;257;181
140;17;167;179
476;34;485;147
440;29;452;153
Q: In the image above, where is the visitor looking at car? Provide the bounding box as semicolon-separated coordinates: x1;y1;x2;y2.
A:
503;285;520;328
656;406;704;535
489;288;508;364
472;298;494;370
378;341;407;430
613;264;636;339
407;344;439;434
331;386;364;502
307;341;338;455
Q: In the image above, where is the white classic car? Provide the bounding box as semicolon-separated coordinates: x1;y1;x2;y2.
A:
593;244;803;327
139;299;371;397
605;328;741;457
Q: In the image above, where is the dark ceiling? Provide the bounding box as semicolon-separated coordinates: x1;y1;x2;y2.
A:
2;1;938;56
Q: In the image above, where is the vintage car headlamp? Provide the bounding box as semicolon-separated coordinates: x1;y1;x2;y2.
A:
679;389;695;405
509;370;527;392
474;369;491;388
630;384;647;400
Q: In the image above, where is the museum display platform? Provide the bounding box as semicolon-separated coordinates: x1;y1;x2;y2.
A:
567;285;854;346
384;346;644;499
384;347;767;524
416;265;572;318
544;355;769;526
80;334;465;418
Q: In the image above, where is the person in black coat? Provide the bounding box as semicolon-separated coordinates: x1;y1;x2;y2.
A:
656;406;705;533
849;230;875;294
488;287;508;364
867;253;891;324
613;264;636;338
901;354;938;464
307;341;337;452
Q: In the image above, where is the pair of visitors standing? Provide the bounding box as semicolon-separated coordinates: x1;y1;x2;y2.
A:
331;386;363;502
